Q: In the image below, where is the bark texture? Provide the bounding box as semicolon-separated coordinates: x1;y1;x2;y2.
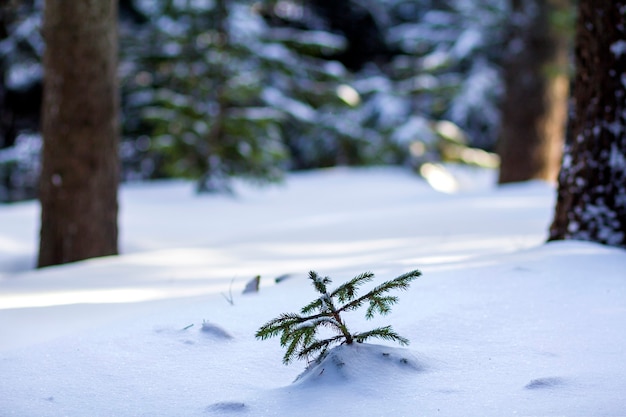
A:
38;0;119;267
549;0;626;247
497;0;571;184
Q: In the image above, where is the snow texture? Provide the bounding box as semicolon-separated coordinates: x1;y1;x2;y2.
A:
1;167;626;417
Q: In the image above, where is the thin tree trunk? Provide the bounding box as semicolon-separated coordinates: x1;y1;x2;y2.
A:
548;0;626;247
38;0;119;267
497;0;571;184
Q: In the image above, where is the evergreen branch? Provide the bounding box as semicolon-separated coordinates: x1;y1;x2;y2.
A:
330;271;374;303
297;334;345;361
300;315;344;333
300;297;323;314
301;271;336;314
301;292;336;315
352;325;410;346
283;331;304;364
255;313;304;340
283;324;317;364
308;270;331;295
338;269;421;317
368;270;420;297
365;295;398;319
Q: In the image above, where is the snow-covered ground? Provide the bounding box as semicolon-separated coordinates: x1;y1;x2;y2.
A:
1;167;625;416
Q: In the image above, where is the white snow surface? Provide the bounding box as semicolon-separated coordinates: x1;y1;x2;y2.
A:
1;167;626;416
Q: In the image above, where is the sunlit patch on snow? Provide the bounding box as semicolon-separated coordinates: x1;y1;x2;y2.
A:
125;248;232;267
398;254;474;266
0;278;237;309
0;288;166;309
420;163;459;193
264;238;408;257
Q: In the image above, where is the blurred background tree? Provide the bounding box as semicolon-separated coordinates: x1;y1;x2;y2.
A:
1;0;576;202
37;0;120;267
497;0;572;185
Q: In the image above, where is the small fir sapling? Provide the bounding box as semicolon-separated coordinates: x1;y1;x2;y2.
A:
255;269;421;364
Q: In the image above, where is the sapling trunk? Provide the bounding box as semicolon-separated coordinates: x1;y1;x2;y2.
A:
331;310;353;344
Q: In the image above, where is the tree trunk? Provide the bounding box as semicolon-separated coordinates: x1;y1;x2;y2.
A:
497;0;571;184
548;0;626;247
38;0;120;267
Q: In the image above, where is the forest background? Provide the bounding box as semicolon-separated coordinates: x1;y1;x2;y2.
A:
0;0;568;202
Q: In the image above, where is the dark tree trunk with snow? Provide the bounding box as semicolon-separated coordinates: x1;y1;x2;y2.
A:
549;0;626;247
497;0;571;184
38;0;120;267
